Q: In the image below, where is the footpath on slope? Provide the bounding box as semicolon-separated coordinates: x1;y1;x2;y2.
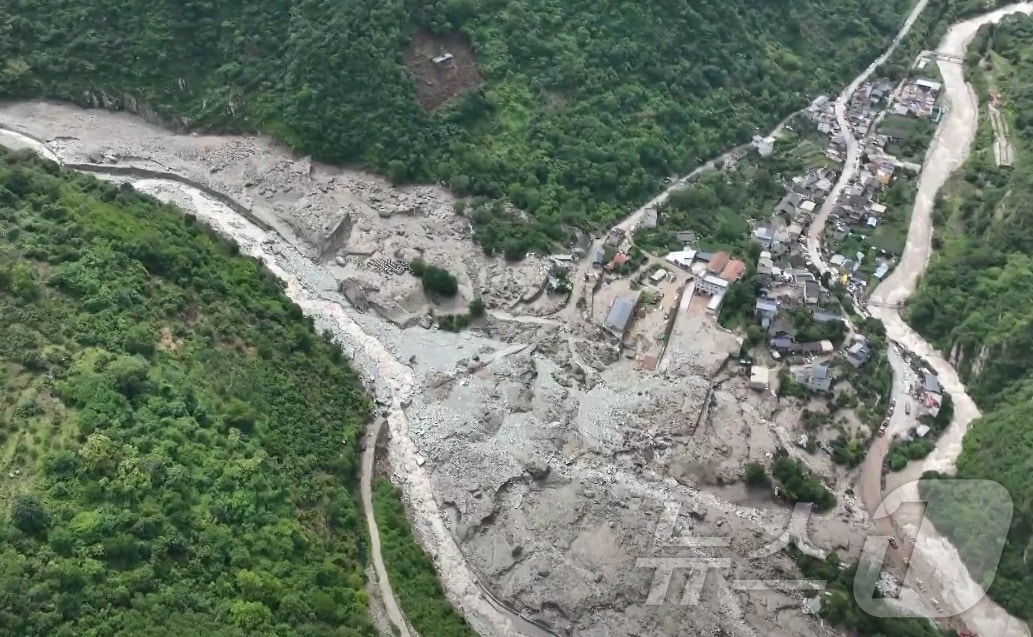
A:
859;4;1033;637
361;418;414;637
616;110;799;234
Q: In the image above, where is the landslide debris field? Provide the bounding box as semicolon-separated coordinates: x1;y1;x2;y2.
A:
0;102;874;637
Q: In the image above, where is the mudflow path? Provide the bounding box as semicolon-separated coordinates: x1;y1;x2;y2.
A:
863;5;1033;637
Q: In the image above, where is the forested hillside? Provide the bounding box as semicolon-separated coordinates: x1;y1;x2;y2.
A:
907;15;1033;621
0;150;378;635
0;0;918;256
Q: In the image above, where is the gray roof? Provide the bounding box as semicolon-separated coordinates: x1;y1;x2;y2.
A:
805;281;820;298
756;299;779;314
847;342;869;356
811;364;829;379
696;252;714;262
605;297;636;334
812;311;842;323
769;318;796;338
770;338;794;350
776;192;804;214
924;373;941;393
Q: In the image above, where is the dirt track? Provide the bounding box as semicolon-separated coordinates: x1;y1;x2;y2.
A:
361;419;415;637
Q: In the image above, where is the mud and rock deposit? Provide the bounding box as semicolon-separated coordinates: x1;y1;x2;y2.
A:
0;102;869;637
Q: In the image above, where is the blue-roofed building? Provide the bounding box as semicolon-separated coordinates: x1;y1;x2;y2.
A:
812;310;842;324
846;341;871;367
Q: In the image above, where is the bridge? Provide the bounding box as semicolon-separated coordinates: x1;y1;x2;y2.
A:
867;300;904;309
924;50;964;65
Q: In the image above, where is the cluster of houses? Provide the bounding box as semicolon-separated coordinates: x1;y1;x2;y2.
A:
806;81;919;295
891;77;943;120
663;247;747;315
823;167;897;283
591;228;635;270
749;332;873;394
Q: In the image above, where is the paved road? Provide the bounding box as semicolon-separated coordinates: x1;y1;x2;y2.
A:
615;111;800;235
806;0;931;274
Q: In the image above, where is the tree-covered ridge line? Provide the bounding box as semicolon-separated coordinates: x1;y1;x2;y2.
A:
0;149;381;635
906;14;1033;622
0;0;921;258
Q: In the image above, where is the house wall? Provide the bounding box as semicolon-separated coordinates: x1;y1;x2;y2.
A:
697;278;727;296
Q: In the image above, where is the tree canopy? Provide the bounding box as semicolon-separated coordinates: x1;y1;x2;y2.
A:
0;0;922;257
0;150;378;635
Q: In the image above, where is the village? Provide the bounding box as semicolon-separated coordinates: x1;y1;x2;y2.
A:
523;60;953;479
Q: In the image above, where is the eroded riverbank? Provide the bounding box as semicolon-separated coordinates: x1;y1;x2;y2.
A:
865;4;1033;636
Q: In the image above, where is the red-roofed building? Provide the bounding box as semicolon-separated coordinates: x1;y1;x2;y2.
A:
720;259;746;282
707;251;730;274
609;252;629;268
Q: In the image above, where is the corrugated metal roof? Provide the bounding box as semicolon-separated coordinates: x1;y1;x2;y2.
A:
605;296;636;334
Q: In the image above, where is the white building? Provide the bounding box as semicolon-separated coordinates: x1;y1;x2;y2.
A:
749;366;772;391
706;292;725;315
697;274;730;297
665;249;697;270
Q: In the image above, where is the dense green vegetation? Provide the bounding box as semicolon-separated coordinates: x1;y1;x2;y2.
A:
0;0;922;256
744;462;769;488
880;114;938;164
372;480;478;637
410;259;459;298
771;456;836;512
906;15;1033;621
0;150;379;635
887;437;934;471
635;132;826;256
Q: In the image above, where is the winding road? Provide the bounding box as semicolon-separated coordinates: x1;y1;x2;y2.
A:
0;126;556;637
616;110;800;235
1;2;1031;635
805;0;930;267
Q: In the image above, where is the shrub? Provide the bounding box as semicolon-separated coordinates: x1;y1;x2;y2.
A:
744;462;769;488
